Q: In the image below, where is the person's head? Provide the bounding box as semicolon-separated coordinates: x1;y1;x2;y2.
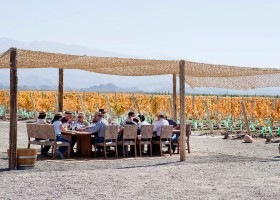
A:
52;112;63;124
133;117;139;124
93;111;103;122
77;112;85;122
64;111;72;120
164;115;168;120
157;114;164;120
99;108;106;118
128;111;135;119
38;111;46;119
138;115;145;122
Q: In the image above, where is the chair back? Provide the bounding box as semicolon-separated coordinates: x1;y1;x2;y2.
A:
176;124;191;136
123;125;138;139
140;125;154;139
26;124;56;140
160;125;173;138
104;125;119;140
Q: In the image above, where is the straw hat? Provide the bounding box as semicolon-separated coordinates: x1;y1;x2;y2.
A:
94;111;103;117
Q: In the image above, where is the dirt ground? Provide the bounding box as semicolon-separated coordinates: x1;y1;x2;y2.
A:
0;121;280;200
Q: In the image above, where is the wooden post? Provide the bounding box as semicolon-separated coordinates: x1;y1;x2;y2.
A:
241;98;250;135
179;60;186;161
172;74;177;121
58;69;63;112
9;48;18;170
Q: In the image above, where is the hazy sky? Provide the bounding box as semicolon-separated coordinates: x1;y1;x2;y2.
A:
1;0;280;68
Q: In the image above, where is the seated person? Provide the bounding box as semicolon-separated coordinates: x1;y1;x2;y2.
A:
164;115;178;128
35;111;47;125
138;115;150;129
121;111;136;127
151;114;169;154
74;112;87;129
41;112;71;158
84;112;106;154
99;108;109;125
164;115;178;153
60;111;73;124
153;114;169;141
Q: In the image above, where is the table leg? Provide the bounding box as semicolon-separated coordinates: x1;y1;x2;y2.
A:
77;135;92;158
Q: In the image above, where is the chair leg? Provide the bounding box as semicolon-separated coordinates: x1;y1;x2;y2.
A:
67;146;71;158
134;144;137;158
160;140;162;157
150;142;153;157
94;145;97;158
169;140;172;156
115;145;118;158
139;142;142;157
122;145;125;158
52;146;55;159
104;145;107;159
187;141;190;153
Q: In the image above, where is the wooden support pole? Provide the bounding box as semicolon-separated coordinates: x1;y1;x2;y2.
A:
172;74;177;121
9;48;18;170
58;68;64;112
241;98;250;135
179;60;186;161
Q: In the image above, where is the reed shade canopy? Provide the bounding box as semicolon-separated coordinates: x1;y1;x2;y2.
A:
1;48;280;90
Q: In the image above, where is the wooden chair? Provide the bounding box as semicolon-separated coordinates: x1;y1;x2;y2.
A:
26;124;71;158
117;125;138;157
173;124;191;154
138;125;154;157
152;125;173;156
94;125;119;159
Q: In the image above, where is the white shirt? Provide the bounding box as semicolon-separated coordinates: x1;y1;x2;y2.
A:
153;118;169;136
53;120;62;136
139;121;150;129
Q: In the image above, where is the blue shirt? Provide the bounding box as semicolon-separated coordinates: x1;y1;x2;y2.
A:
86;119;106;138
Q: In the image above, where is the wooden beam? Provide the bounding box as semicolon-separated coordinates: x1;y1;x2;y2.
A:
179;60;186;161
172;74;177;121
9;48;18;170
58;68;64;112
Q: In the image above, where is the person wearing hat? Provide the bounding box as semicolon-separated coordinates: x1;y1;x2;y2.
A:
61;111;73;124
74;112;87;128
35;111;47;124
42;112;71;158
85;111;106;155
99;108;109;125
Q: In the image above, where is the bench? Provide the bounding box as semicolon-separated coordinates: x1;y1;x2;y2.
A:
26;123;71;158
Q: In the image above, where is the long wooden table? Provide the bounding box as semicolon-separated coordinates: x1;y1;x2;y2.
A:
62;131;92;158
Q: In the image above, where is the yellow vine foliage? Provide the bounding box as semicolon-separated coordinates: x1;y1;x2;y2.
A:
0;90;279;122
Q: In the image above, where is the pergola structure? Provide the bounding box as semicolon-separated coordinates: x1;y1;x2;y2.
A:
1;48;280;169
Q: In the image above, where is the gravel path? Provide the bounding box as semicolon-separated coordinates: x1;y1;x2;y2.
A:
1;122;280;200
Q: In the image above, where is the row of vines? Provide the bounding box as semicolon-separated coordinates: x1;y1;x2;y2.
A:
1;90;280;135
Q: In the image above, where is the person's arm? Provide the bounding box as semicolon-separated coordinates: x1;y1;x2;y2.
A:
86;122;101;133
60;124;66;132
